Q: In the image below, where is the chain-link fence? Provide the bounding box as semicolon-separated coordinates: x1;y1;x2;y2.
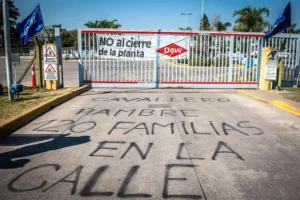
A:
1;47;79;58
0;37;35;56
0;47;35;56
0;37;79;58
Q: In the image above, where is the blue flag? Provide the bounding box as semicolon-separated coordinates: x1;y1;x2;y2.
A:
17;4;44;45
265;2;291;39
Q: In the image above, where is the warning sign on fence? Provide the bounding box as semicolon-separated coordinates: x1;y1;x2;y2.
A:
43;44;57;62
265;60;278;80
44;63;57;80
97;35;189;60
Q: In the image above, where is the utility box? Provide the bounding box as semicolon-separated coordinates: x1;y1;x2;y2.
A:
259;47;278;90
246;58;254;67
10;84;23;99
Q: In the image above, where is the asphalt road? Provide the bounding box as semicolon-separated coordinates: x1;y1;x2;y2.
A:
1;89;300;200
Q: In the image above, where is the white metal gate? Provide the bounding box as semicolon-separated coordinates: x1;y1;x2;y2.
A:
78;29;300;88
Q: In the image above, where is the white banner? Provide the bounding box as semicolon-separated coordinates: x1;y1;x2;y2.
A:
97;35;190;60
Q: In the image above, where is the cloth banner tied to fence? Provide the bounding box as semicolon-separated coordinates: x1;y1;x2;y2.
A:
97;35;189;60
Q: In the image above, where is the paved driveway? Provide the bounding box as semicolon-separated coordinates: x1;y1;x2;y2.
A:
0;89;300;200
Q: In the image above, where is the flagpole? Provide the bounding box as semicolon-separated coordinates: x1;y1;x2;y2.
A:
3;0;14;101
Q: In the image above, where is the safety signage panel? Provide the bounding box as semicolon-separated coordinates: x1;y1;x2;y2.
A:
97;35;189;60
43;45;57;62
265;60;278;80
44;63;58;80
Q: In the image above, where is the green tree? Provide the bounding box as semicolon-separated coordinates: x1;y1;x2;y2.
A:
38;25;77;47
0;0;20;47
233;6;270;32
84;19;121;28
68;29;78;49
211;15;231;31
284;23;300;33
61;29;75;47
51;26;77;47
215;22;231;31
200;14;210;31
36;26;54;43
179;27;192;30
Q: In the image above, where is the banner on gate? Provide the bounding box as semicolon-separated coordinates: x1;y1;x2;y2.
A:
97;35;189;60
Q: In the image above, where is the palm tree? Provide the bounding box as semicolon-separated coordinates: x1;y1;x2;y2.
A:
179;27;192;31
284;23;300;33
210;15;231;31
214;22;231;31
84;19;121;28
233;6;270;32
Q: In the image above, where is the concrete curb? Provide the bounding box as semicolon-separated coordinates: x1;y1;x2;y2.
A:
237;90;270;103
270;100;300;116
238;90;300;117
0;85;90;138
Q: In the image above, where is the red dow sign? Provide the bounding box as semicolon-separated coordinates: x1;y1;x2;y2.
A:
156;43;187;57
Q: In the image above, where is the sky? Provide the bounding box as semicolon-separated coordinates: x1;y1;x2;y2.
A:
14;0;300;31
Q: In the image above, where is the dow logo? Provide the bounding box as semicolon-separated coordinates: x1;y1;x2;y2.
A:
156;43;187;57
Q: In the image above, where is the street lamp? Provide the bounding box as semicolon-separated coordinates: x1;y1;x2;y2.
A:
201;0;204;31
181;13;192;30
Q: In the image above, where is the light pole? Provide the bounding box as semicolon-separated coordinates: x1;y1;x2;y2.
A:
181;13;192;30
3;0;13;101
201;0;204;31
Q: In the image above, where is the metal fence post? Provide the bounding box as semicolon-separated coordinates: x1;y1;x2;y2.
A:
257;38;263;86
33;37;43;88
293;65;299;88
154;30;161;88
55;27;64;88
228;36;234;82
78;29;83;86
3;0;13;101
295;36;300;87
277;59;283;89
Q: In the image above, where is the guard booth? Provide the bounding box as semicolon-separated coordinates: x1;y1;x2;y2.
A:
77;29;300;89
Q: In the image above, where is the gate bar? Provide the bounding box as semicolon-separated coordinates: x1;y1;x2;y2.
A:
77;29;83;86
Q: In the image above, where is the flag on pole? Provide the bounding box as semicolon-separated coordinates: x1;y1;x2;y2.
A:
265;2;291;39
17;4;44;45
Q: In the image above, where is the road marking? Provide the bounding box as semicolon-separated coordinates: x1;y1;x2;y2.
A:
270;100;300;116
238;90;300;116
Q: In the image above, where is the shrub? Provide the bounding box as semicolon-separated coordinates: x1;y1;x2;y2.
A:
214;56;229;67
177;59;189;64
177;56;230;67
188;56;212;66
